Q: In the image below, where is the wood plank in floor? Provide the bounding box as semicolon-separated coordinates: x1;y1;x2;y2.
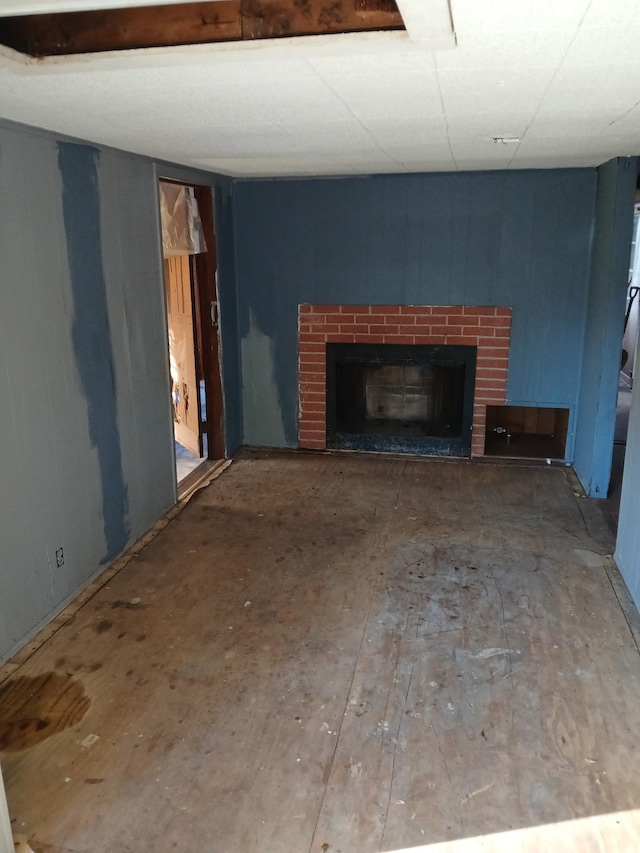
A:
2;451;640;852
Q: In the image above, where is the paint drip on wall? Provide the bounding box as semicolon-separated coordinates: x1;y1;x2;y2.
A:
241;309;287;447
58;142;130;563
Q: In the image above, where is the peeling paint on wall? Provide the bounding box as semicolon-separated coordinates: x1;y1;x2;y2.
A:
58;142;129;562
241;310;286;447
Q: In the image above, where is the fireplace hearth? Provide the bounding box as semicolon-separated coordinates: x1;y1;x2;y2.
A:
326;343;476;456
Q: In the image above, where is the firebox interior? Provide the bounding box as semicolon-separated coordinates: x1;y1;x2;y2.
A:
326;343;476;456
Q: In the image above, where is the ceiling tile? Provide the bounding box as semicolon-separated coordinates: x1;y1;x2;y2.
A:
508;155;596;168
540;64;640;113
196;154;406;177
385;141;453;161
451;0;591;33
364;117;449;145
582;0;640;26
319;71;441;102
449;140;520;161
437;67;556;118
436;29;575;70
309;50;435;79
527;111;622;137
0;0;639;177
446;112;531;140
347;94;445;122
563;25;640;65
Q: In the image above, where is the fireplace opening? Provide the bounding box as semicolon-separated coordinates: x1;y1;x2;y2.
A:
326;343;476;456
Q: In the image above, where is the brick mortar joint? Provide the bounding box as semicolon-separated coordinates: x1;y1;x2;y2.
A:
299;305;511;455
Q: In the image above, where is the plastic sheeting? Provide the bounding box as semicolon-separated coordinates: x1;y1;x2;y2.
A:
159;182;206;257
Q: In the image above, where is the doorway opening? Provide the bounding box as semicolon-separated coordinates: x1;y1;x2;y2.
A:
604;190;640;533
158;180;225;490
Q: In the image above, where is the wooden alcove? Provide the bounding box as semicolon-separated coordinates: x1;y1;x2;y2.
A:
484;405;570;461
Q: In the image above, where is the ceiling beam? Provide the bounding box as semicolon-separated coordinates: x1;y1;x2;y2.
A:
0;0;228;16
0;2;241;55
242;0;403;41
0;0;404;56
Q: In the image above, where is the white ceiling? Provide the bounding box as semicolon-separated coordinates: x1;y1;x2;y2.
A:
0;0;639;177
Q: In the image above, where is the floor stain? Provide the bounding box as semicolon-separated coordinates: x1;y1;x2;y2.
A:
0;672;90;752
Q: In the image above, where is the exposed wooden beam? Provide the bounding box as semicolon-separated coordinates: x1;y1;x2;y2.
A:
0;2;242;55
0;0;229;15
0;0;403;57
241;0;403;40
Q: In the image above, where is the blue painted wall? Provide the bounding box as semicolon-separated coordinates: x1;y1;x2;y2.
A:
0;122;176;661
232;169;597;452
58;143;130;562
0;122;245;662
573;158;637;496
616;368;640;608
214;176;243;454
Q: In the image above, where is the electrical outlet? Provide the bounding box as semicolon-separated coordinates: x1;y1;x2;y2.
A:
55;548;64;567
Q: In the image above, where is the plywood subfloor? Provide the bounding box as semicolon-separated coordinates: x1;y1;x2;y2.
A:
3;451;640;853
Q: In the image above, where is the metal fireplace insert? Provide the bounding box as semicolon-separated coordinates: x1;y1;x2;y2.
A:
325;343;477;456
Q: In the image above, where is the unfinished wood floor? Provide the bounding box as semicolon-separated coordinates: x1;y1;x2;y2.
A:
3;451;640;853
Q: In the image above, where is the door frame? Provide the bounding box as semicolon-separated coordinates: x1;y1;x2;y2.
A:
192;184;225;459
157;173;225;464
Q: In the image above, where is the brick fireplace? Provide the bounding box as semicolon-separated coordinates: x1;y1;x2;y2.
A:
298;304;512;457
